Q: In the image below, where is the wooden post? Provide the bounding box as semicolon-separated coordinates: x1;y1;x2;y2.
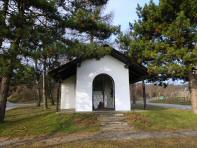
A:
131;84;136;105
56;79;61;112
190;43;197;114
142;80;147;110
189;68;197;114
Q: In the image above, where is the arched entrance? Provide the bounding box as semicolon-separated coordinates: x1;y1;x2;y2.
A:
92;74;115;111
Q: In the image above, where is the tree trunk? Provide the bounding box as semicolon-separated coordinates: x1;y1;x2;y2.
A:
0;76;11;122
42;59;48;109
0;43;19;122
56;81;61;112
90;34;94;43
49;88;55;106
48;78;55;105
189;69;197;114
142;80;147;110
0;39;20;122
36;79;41;107
35;60;41;107
0;0;24;122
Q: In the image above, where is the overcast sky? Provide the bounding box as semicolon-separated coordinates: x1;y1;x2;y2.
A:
105;0;159;32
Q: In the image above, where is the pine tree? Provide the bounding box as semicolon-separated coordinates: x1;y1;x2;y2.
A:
0;0;116;121
118;0;197;113
0;0;66;121
58;0;118;59
30;0;117;110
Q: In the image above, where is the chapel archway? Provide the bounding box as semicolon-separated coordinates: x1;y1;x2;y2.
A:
92;74;115;111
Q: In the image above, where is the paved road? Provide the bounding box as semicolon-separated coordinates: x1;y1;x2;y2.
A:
147;102;192;110
6;100;192;111
6;102;34;111
136;99;192;110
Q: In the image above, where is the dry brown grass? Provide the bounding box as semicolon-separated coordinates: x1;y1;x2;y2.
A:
55;137;197;148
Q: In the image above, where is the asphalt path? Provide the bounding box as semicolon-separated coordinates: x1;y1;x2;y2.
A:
6;101;34;111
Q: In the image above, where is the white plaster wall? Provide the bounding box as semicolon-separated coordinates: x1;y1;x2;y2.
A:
60;75;76;110
76;55;131;112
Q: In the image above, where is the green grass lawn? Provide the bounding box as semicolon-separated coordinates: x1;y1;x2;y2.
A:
0;106;99;137
1;104;197;139
127;107;197;131
150;98;191;105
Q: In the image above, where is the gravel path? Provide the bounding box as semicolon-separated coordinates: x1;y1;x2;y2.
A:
1;130;197;147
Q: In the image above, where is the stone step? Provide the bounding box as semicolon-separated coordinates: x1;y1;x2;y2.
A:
101;125;130;130
96;112;124;116
97;113;124;116
97;116;124;119
101;127;131;131
98;116;125;118
101;122;129;127
99;119;127;123
100;122;128;126
114;113;125;117
97;112;131;131
99;120;127;124
97;117;126;121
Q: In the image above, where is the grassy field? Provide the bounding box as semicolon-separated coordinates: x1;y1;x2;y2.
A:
150;98;191;105
127;107;197;131
56;137;197;148
0;106;99;137
1;105;197;138
1;105;197;147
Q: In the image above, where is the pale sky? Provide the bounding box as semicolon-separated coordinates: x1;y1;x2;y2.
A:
105;0;159;32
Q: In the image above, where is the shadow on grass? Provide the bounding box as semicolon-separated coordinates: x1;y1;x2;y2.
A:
1;106;100;137
49;113;99;136
2;111;53;126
